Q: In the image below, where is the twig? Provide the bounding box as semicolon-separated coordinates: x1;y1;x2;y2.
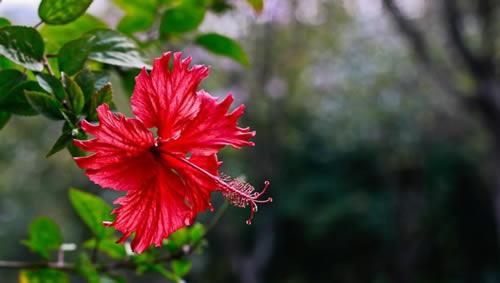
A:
0;201;231;272
0;261;74;271
43;56;54;76
33;21;43;29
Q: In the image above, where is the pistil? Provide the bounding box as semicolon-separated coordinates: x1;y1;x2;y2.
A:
162;151;272;224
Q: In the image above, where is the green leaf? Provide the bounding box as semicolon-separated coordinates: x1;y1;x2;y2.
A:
40;14;107;53
20;269;68;283
64;121;87;157
24;90;64;120
0;55;17;69
46;128;72;157
113;0;157;35
0;81;42;116
0;26;44;71
172;260;192;278
83;238;127;260
117;12;155;35
165;227;189;252
58;37;92;75
246;0;264;13
76;253;100;283
189;223;205;243
88;83;112;121
62;74;85;114
22;217;63;259
69;188;114;240
75;69;110;102
113;0;157;12
0;18;11;28
0;112;10;130
86;29;149;68
160;0;206;35
36;73;66;101
39;0;93;25
153;265;180;282
0;69;26;102
195;33;249;66
59;29;149;71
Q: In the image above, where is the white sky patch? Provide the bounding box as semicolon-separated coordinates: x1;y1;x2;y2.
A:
0;0;109;25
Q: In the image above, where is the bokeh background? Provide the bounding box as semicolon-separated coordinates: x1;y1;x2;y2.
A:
2;0;500;282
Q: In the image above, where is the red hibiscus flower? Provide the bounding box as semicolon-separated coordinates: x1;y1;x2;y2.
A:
73;52;271;253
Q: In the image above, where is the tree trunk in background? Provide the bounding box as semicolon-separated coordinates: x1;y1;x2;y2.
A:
476;78;500;248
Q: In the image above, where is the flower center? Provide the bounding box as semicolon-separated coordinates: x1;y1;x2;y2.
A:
161;150;272;225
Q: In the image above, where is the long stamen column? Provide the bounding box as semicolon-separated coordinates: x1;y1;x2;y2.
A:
162;151;272;224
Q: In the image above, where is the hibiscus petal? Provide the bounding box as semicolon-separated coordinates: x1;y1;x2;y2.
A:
110;155;219;253
74;104;156;191
111;170;188;253
164;91;255;156
163;153;221;217
131;52;209;138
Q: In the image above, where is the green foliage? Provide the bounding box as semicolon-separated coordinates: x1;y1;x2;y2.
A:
24;90;64;120
0;1;246;280
0;112;10;129
171;259;192;278
165;223;205;252
57;37;92;75
1;81;43;116
160;0;206;36
22;217;63;259
83;238;127;260
75;253;100;283
86;30;150;68
246;0;264;13
0;17;11;28
195;33;249;66
46;129;73;157
0;69;27;102
117;12;155;36
59;29;149;74
69;188;114;240
88;83;112;121
0;26;44;71
74;69;110;98
114;0;157;35
40;14;107;52
19;269;69;283
39;0;93;25
36;73;66;101
62;74;85;115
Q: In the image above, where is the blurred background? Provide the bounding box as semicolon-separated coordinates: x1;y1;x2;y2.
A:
1;0;500;282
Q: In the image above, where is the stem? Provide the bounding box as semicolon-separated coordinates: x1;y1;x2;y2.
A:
33;21;43;29
0;261;74;271
43;57;54;76
0;202;231;272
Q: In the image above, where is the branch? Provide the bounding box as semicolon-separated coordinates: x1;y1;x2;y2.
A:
477;0;496;57
0;261;74;271
442;0;486;78
0;202;230;273
43;56;54;76
382;0;464;97
382;0;431;64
